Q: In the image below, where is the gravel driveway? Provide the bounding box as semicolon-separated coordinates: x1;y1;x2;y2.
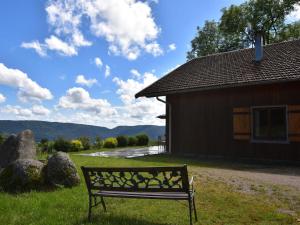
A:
190;162;300;216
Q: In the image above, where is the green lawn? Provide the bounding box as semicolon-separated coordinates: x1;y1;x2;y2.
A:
0;154;298;225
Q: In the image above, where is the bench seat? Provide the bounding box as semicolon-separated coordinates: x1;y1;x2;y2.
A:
93;190;191;200
81;165;197;225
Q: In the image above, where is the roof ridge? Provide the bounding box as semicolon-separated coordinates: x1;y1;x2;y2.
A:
191;38;300;60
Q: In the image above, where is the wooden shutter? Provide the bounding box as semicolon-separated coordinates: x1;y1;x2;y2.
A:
288;105;300;142
233;107;251;140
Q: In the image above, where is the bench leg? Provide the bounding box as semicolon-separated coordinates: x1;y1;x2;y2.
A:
101;197;107;212
188;199;193;225
88;196;92;221
192;196;198;222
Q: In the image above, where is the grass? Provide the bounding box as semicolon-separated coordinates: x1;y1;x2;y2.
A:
0;153;299;225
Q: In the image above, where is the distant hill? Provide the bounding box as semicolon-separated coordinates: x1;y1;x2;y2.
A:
0;120;165;141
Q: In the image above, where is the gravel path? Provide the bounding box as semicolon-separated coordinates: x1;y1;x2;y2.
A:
190;163;300;216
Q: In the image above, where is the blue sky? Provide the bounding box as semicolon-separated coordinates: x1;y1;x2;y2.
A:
0;0;284;128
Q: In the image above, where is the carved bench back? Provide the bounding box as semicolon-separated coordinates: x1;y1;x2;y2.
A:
81;166;189;193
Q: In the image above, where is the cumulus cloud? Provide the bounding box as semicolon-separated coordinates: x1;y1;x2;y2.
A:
94;57;103;68
21;41;47;57
130;69;141;79
31;105;51;116
0;63;53;102
0;93;6;103
113;72;164;125
287;4;300;22
168;43;176;51
45;35;77;56
105;65;111;78
1;105;50;118
75;75;97;87
58;87;117;116
26;0;161;60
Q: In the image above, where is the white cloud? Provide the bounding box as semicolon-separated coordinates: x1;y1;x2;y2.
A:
1;105;50;118
168;43;176;51
41;0;162;60
32;105;51;116
113;72;164;126
72;31;92;47
21;36;80;57
0;63;53;102
75;74;97;87
94;57;103;68
0;93;6;103
21;41;47;57
287;4;300;22
130;69;141;79
105;65;111;78
58;87;117;116
145;42;163;56
45;35;77;56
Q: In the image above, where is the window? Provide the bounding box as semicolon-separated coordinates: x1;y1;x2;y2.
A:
252;106;287;141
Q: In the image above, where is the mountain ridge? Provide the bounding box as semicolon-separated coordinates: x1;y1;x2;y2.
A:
0;120;165;141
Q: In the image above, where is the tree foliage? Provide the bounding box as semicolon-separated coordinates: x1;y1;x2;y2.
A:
187;0;300;60
78;136;91;150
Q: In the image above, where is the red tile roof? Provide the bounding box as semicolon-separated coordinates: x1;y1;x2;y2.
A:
136;39;300;98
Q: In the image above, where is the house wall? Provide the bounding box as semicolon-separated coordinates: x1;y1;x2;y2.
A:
167;81;300;161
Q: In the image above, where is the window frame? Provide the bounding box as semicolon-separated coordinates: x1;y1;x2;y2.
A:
251;105;289;144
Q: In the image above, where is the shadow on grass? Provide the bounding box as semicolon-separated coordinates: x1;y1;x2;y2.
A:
74;213;170;225
131;154;300;176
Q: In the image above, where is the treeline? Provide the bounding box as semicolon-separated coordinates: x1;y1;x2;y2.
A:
38;134;150;153
187;0;300;60
0;133;150;153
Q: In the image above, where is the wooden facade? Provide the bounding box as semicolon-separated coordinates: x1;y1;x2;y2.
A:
165;81;300;162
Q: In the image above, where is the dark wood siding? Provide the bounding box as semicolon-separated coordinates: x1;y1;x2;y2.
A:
167;81;300;161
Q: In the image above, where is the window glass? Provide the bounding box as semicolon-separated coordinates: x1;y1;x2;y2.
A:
253;107;287;141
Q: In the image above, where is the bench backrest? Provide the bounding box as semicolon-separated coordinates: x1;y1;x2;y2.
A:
81;165;189;193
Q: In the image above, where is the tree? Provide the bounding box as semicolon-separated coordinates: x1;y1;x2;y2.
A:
0;133;6;145
70;140;84;152
53;137;72;152
93;136;103;149
187;20;221;60
128;136;137;146
136;134;149;146
103;137;118;148
279;21;300;40
39;138;49;152
116;135;128;147
187;0;300;60
78;136;91;150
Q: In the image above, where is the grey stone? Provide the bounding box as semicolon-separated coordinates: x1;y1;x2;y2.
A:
0;130;36;168
46;151;80;187
0;159;45;192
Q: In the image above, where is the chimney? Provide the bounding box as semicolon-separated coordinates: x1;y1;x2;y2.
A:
255;33;263;62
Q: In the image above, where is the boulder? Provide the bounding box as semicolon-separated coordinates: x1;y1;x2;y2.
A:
0;130;36;168
46;152;80;187
0;159;45;192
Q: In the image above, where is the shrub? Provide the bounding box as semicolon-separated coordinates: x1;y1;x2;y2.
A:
93;136;103;149
136;134;149;146
116;135;128;147
0;133;6;145
70;140;83;152
38;138;49;152
128;136;137;146
103;137;118;148
78;137;91;150
53;137;72;152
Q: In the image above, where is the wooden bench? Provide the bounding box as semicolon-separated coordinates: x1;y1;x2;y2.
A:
81;165;197;225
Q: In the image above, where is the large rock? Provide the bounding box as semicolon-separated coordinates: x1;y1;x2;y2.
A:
0;130;36;168
46;152;80;187
0;159;45;192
